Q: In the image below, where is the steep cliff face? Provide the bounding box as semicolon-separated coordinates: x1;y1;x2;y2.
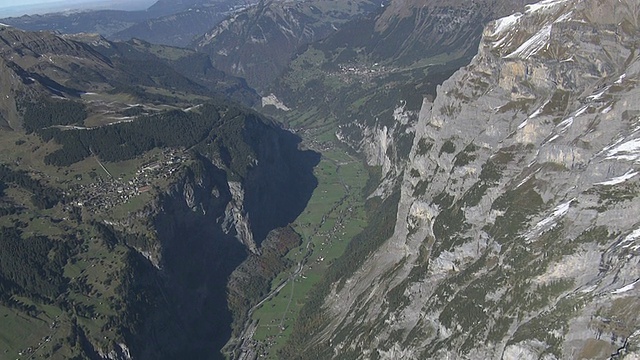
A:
267;0;535;198
121;117;319;359
293;0;640;358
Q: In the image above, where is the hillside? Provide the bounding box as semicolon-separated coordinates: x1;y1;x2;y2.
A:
0;25;319;359
0;0;245;48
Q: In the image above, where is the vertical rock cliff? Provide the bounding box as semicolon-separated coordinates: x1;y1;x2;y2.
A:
121;117;320;359
291;0;640;358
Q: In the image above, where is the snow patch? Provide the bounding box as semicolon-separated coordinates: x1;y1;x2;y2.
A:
595;170;639;186
539;200;572;227
493;36;508;49
518;119;529;129
516;169;541;188
587;86;610;100
505;25;551;60
620;228;640;250
183;104;202;112
615;74;626;84
492;13;523;36
528;200;573;240
601;104;613;114
544;134;560;144
525;0;569;13
557;116;574;130
597;137;625;157
554;11;573;23
605;138;640;162
529;100;549;118
611;279;639;294
574;105;588;117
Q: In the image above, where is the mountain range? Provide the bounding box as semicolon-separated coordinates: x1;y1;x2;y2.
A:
0;0;639;359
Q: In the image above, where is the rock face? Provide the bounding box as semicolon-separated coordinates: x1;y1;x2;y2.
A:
128;118;319;359
267;0;535;199
294;0;640;358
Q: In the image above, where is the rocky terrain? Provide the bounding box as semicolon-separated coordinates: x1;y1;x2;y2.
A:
264;0;536;200
2;0;640;359
281;0;640;358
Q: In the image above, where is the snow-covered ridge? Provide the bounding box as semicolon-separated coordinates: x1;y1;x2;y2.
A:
488;0;575;59
491;13;523;36
505;24;551;59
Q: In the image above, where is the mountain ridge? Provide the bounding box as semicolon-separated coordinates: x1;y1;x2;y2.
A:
278;0;640;358
0;25;320;359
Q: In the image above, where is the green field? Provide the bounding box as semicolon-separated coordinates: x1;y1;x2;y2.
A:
247;145;369;358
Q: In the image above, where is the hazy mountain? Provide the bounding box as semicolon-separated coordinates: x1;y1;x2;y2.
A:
111;3;247;47
193;0;386;91
0;0;244;45
1;0;640;359
0;9;151;36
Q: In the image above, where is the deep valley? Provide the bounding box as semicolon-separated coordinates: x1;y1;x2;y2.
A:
0;0;639;359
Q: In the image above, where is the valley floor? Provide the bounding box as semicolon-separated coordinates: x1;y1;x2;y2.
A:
226;131;371;359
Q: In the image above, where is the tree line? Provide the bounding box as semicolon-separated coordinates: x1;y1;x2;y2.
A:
0;227;75;302
0;164;63;209
21;98;87;134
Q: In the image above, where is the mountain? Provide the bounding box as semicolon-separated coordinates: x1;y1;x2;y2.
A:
0;10;150;36
193;0;386;91
111;7;233;47
0;26;116;129
110;1;251;47
263;0;534;207
0;25;319;359
0;0;245;48
277;0;640;358
145;0;226;16
75;35;260;105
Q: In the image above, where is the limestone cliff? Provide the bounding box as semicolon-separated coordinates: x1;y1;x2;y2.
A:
291;0;640;358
